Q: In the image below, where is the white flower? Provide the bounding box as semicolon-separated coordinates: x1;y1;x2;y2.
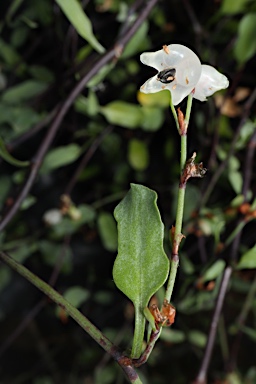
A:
140;44;229;105
140;44;202;106
193;64;229;102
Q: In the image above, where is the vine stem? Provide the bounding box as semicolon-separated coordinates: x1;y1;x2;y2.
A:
165;94;193;302
0;251;142;384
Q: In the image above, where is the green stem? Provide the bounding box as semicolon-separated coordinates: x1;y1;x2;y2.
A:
0;251;142;384
180;134;187;174
165;180;186;302
185;94;193;126
133;328;161;367
174;186;186;243
131;306;146;358
170;95;179;133
165;96;193;303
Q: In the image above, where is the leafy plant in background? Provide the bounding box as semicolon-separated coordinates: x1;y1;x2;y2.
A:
1;0;256;383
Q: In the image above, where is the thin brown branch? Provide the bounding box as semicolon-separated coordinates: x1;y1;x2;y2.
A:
0;0;159;232
194;266;232;384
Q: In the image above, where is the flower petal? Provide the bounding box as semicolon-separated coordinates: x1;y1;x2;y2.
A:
140;78;197;106
140;75;166;94
193;65;229;102
166;83;196;106
140;44;202;105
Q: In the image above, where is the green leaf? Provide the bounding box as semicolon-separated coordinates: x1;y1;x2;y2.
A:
2;80;48;103
12;242;38;263
138;89;170;108
225;372;242;384
220;0;252;15
128;139;149;171
113;184;169;357
0;266;11;294
0;136;29;167
100;101;143;129
6;0;25;21
228;170;243;194
141;106;165;131
240;325;256;342
55;0;105;54
0;175;11;209
0;37;22;68
160;328;185;343
121;22;149;59
94;363;118;384
63;286;90;308
237;245;256;269
234;13;256;65
20;195;37;210
180;252;195;275
188;330;207;348
201;260;225;283
29;65;55;83
56;286;90;320
87;63;114;88
97;212;118;252
0;103;42;139
75;91;99;117
40;144;81;174
39;240;73;274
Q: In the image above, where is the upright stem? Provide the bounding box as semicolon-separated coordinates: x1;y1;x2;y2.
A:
170;99;179;133
165;95;192;302
180;134;187;173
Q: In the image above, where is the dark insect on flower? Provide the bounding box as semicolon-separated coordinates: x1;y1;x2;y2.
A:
157;68;176;84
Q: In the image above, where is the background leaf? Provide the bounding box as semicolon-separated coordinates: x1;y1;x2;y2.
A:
2;80;49;103
0;136;29;167
234;13;256;65
201;260;225;283
220;0;252;15
97;212;118;252
40;144;82;174
55;0;105;53
100;101;143;129
128;138;149;171
237;245;256;269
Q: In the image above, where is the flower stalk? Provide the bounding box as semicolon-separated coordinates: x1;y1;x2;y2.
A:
165;97;190;302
